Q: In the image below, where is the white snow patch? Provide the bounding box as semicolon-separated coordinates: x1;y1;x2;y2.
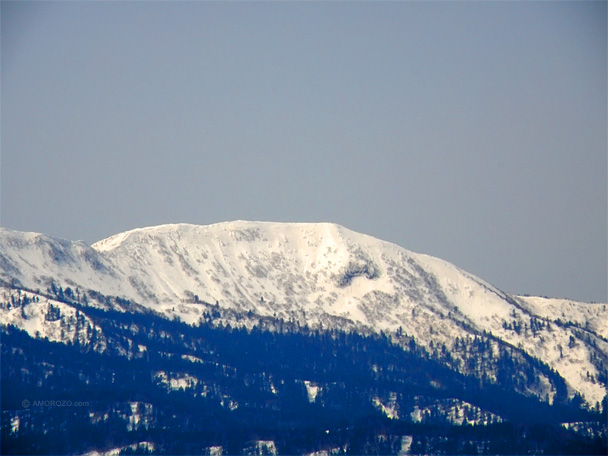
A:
243;440;277;455
204;446;224;456
397;435;413;456
10;415;19;434
303;380;320;403
373;392;399;419
154;371;198;391
84;441;155;456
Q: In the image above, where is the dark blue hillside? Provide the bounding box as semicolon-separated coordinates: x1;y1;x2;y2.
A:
2;303;606;455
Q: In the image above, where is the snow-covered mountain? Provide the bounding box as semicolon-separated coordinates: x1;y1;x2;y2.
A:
1;221;606;406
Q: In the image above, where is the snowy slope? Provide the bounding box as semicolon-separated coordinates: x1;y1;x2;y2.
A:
0;228;129;300
1;221;606;405
517;295;608;339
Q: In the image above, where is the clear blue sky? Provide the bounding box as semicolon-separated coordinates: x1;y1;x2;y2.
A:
2;1;606;302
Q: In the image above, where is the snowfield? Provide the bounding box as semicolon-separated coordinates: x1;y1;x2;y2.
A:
1;221;606;405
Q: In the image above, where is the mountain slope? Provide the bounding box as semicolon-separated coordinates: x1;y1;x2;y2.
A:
4;313;603;455
1;221;606;405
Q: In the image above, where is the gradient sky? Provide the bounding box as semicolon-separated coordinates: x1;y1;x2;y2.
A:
1;1;606;302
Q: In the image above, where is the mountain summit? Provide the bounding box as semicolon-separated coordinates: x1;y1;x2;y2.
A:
1;221;606;406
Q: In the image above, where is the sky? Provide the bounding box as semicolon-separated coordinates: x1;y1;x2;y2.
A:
1;1;606;302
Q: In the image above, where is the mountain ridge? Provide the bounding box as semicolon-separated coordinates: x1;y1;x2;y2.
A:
1;221;606;406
